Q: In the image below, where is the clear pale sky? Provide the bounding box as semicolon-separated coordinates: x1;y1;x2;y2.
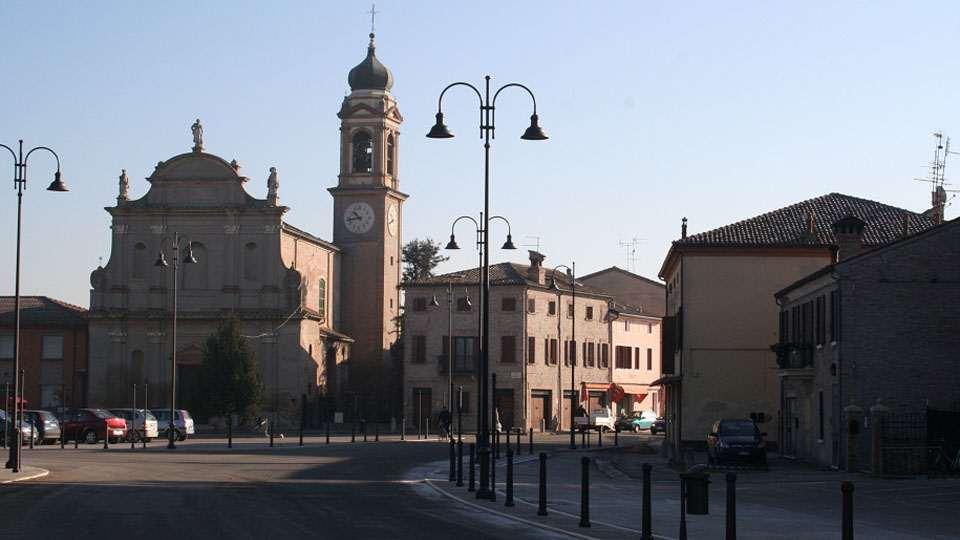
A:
0;1;957;307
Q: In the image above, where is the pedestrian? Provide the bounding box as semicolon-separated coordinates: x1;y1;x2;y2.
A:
438;408;451;439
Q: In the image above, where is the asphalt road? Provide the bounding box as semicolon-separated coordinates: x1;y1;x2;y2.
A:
0;437;562;540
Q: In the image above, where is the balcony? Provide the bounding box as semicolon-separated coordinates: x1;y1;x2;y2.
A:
771;343;814;370
437;355;476;375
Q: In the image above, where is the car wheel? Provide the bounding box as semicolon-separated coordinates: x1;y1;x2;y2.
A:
128;430;141;443
176;430;186;442
83;430;98;445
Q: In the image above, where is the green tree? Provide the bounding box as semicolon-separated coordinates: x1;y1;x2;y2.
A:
198;319;264;421
402;238;448;282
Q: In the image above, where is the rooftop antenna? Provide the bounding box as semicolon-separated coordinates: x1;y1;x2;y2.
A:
914;132;960;220
618;237;644;273
521;235;542;253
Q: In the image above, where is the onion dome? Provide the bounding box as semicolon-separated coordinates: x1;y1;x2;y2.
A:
348;33;394;92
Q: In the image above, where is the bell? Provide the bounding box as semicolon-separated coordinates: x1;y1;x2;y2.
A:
521;113;548;140
445;234;460;250
46;170;69;192
426;112;454;139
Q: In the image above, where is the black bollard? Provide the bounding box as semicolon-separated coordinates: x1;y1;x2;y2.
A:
60;422;65;449
375;423;379;442
103;430;109;450
515;429;521;455
537;452;548;516
505;448;515;507
468;442;476;492
528;427;534;455
615;427;619;447
495;430;500;460
449;438;456;481
582;429;587;448
269;421;274;448
457;440;464;487
299;394;306;447
400;415;405;441
579;456;591;528
642;463;653;540
679;477;688;540
227;413;233;449
598;428;602;447
30;424;34;449
363;421;368;442
841;481;854;540
74;433;79;449
351;424;356;443
490;447;497;501
726;472;737;540
325;421;330;444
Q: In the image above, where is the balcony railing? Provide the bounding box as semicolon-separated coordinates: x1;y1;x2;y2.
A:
437;355;476;375
771;343;814;369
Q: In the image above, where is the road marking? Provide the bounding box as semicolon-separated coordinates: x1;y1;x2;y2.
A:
1;468;50;484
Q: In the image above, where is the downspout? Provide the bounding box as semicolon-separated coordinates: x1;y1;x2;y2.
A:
831;269;844;469
678;254;685;453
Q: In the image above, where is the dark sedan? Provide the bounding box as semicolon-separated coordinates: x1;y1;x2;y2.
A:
649;417;666;435
23;410;61;444
707;419;767;465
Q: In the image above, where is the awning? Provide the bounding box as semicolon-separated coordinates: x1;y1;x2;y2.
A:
618;383;651;395
648;375;682;387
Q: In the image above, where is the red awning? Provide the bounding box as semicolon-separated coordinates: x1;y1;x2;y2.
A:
618;383;651;395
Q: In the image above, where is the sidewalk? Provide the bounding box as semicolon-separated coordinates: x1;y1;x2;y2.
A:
1;465;49;484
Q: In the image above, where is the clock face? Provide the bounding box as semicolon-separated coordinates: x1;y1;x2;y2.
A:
344;202;375;234
387;204;398;237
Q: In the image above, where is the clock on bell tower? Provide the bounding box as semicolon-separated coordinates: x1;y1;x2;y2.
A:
329;32;407;407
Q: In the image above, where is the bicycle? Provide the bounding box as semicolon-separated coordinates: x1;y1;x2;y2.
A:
928;446;960;474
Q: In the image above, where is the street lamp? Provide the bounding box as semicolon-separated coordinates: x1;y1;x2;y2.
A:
429;285;473;421
550;263;577;450
2;139;67;473
154;232;197;449
428;76;546;499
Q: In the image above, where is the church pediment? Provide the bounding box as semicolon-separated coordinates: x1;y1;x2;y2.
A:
149;152;243;182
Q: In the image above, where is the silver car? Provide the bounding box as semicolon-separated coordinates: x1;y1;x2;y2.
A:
109;408;159;442
151;409;195;441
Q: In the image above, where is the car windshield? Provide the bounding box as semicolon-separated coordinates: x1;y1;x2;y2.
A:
92;409;114;419
719;421;759;435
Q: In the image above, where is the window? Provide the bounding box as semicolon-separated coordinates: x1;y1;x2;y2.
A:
502;297;517;311
413;297;427;312
42;336;64;359
501;336;516;363
829;290;840;343
457;297;472;312
453;337;477;372
527;299;536;313
567;303;575;318
615;346;631;369
646;348;653;370
549;339;558;365
527;336;536;364
648;323;653;334
583;342;596;367
547;301;556;316
0;335;13;359
132;242;147;279
599;343;609;368
318;279;327;320
412;335;426;363
634;347;640;369
565;340;578;366
585;306;594;320
624;320;630;331
243;242;259;280
386;133;395;176
818;390;825;440
351;131;373;173
815;295;825;346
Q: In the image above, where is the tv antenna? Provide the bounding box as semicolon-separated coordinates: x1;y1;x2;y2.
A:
914;132;960;217
618;237;644;273
522;235;542;253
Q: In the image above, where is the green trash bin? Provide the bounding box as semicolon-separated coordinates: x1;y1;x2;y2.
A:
680;464;711;515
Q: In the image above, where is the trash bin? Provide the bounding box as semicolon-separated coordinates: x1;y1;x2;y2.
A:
680;464;711;515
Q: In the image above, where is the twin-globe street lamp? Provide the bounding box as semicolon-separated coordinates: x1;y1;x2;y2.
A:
427;76;546;499
2;140;67;474
154;232;197;449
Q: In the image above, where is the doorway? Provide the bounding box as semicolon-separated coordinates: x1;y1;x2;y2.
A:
784;396;798;457
531;390;552;432
412;388;432;433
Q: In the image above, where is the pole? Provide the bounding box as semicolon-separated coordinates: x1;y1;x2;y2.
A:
726;472;737;540
131;384;137;449
642;463;652;540
167;233;179;450
299;394;305;447
142;383;148;449
579;456;590;528
447;284;453;414
449;437;456;481
570;262;576;450
6;156;24;471
841;481;854;540
505;448;515;507
457;439;464;486
492;373;498;461
457;386;463;443
468;442;476;492
679;477;688;540
528;427;533;455
400;415;404;441
59;383;65;449
325;421;330;444
2;382;7;449
537;452;548;516
227;412;232;449
476;76;493;501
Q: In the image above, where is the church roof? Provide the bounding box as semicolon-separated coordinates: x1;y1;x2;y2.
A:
0;296;87;328
348;34;394;92
281;222;340;252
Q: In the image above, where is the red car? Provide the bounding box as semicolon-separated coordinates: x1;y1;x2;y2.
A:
62;408;128;444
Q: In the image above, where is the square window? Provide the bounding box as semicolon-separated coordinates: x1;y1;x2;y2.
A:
413;297;427;312
585;306;594;320
0;335;13;359
502;297;517;312
527;299;536;313
567;303;575;318
42;336;64;360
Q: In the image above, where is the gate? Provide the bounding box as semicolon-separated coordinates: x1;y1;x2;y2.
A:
878;413;927;476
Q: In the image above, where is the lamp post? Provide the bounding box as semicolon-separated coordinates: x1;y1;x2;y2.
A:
2;139;67;473
428;77;546;499
430;284;473;421
154;232;197;449
550;263;577;450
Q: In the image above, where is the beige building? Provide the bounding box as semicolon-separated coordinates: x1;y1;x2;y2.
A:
657;193;937;457
402;252;662;433
86;33;405;421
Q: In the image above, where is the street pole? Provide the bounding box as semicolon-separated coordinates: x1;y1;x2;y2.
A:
447;284;453;414
570;262;577;450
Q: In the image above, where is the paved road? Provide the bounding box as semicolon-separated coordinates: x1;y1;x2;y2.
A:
0;437;561;540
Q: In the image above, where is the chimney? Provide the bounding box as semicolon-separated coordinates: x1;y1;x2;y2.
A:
527;250;546;285
681;217;688;239
900;212;911;238
831;214;867;261
930;186;946;225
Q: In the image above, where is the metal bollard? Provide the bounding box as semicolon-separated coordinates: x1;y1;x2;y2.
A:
490;447;497;501
515;429;521;455
227;413;233;449
449;438;456;481
642;463;653;540
375;423;379;442
582;429;587;448
103;430;109;450
400;415;405;441
325;422;330;444
528;427;534;455
30;424;35;449
363;422;368;442
615;427;619;447
74;433;79;449
537;452;548;516
351;424;356;443
60;425;65;449
505;448;515;507
679;477;688;540
495;430;500;460
456;440;464;487
269;423;274;447
468;442;476;492
726;472;737;540
841;481;854;540
579;456;590;528
598;428;602;447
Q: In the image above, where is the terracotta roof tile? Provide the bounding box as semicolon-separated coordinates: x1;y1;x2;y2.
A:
0;296;87;328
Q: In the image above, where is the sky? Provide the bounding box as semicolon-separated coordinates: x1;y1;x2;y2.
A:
0;1;957;307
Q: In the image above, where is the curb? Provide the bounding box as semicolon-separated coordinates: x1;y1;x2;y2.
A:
1;466;50;484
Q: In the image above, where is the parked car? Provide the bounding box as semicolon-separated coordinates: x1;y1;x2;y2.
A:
589;408;617;432
649;416;666;435
0;409;39;446
62;408;128;444
707;419;767;465
109;408;158;443
23;409;61;444
615;410;659;433
152;409;195;441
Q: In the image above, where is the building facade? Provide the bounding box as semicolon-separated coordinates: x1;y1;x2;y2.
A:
657;193;937;457
0;296;88;410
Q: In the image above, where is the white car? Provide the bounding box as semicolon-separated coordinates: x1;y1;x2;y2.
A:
110;408;159;442
152;409;196;441
589;408;617;432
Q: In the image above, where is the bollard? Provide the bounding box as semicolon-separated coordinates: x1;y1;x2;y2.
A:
615;427;619;447
60;422;65;449
528;427;534;455
598;428;602;447
515;429;521;455
400;415;405;441
537;452;548;516
642;463;653;540
74;433;79;449
299;394;306;447
495;430;500;460
726;472;737;540
269;423;274;447
227;413;233;449
103;430;109;450
325;421;330;444
30;424;34;449
425;418;430;439
579;456;591;528
457;440;464;486
449;438;456;481
363;422;368;443
841;481;854;540
468;443;476;492
351;424;356;443
490;447;497;502
375;423;379;442
679;477;688;540
505;448;515;507
582;429;587;448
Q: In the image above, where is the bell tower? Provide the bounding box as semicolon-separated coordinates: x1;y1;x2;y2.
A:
329;32;407;412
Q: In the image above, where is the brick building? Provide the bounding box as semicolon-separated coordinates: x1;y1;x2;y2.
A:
775;217;960;470
0;296;88;410
402;251;662;433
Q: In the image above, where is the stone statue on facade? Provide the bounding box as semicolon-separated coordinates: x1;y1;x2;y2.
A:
191;119;204;151
117;169;129;202
267;167;279;206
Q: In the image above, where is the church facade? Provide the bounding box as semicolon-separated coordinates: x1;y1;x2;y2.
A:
86;34;404;422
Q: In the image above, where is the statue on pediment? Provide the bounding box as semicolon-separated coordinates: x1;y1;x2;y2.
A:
117;169;129;202
267;167;279;206
191;119;204;152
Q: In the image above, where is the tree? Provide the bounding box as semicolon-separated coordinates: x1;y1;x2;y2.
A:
198;319;264;422
402;238;448;282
